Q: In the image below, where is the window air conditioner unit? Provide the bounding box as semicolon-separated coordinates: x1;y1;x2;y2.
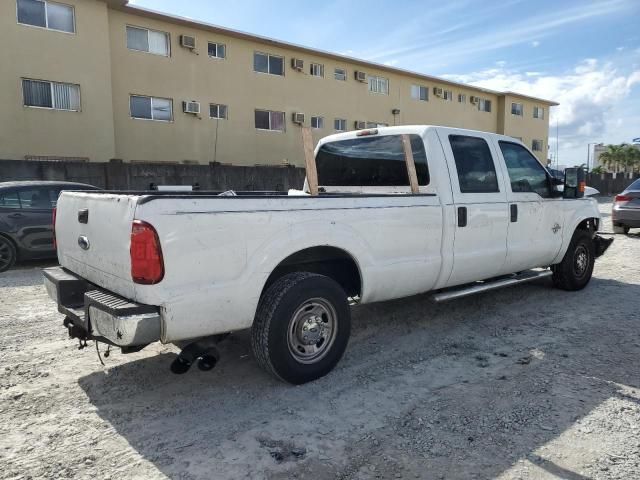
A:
433;87;444;97
470;95;480;104
180;35;196;49
355;71;367;82
291;58;304;71
355;120;366;130
292;112;305;124
183;101;201;114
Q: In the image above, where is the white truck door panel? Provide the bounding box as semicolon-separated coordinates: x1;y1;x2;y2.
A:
437;129;509;287
493;140;564;273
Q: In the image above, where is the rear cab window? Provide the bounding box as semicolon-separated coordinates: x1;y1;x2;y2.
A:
315;134;429;190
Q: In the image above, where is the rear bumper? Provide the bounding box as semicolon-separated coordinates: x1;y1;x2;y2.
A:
43;266;161;347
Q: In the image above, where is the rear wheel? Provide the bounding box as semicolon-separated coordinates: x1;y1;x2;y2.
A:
551;230;595;291
0;236;17;273
251;272;351;384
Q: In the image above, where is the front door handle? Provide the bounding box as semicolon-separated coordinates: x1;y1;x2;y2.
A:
8;213;24;219
510;204;518;222
457;206;467;227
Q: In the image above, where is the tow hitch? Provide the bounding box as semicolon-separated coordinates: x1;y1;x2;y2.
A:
170;334;228;374
594;234;614;258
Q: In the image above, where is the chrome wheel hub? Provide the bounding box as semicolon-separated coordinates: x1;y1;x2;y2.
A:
287;298;337;364
574;245;589;277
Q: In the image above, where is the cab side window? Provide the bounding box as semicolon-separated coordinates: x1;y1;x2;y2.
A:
0;190;20;209
449;135;499;193
499;141;550;197
18;188;54;209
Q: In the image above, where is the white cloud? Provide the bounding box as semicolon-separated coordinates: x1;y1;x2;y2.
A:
531;41;540;47
443;57;640;165
616;46;625;51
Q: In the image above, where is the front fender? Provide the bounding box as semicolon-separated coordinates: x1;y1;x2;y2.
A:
551;198;601;264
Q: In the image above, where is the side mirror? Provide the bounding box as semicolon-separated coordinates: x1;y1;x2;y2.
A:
563;168;585;199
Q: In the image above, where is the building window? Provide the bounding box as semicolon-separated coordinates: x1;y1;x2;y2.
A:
253;52;284;76
209;103;227;119
334;68;346;81
311;116;324;129
532;139;543;151
533;106;544;119
126;26;170;56
255;109;285;131
17;0;75;33
130;95;172;121
310;63;324;77
334;118;346;131
458;94;466;103
478;99;492;112
368;75;389;95
411;85;428;101
511;102;523;116
22;79;80;111
443;90;453;101
208;42;226;59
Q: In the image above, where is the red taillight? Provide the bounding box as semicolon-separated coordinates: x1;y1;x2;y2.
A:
130;220;164;284
52;208;57;249
615;195;632;203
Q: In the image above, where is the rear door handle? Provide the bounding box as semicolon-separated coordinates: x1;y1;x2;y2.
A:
8;213;24;219
510;204;518;222
457;206;467;227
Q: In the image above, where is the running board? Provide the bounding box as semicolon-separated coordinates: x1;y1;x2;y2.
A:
432;269;553;303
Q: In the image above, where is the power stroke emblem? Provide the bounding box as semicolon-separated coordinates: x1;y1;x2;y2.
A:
78;235;90;250
552;223;561;234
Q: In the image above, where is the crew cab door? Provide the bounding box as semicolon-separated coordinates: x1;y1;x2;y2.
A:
494;140;564;272
438;130;509;286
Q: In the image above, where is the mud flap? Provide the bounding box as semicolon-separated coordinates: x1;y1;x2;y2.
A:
594;234;613;258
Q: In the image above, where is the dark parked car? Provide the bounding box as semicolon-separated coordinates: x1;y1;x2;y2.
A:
613;178;640;234
0;181;99;272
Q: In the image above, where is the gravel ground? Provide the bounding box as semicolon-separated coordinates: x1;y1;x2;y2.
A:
1;199;639;480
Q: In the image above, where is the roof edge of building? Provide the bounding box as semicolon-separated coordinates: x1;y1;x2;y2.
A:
107;1;559;107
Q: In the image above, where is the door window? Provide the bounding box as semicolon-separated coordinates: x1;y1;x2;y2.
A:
0;191;20;209
499;141;550;197
448;135;499;193
18;188;54;209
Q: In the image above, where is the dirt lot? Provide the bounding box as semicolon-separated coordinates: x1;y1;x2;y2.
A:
1;200;639;480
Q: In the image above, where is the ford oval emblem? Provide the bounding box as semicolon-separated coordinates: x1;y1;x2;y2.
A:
78;235;90;250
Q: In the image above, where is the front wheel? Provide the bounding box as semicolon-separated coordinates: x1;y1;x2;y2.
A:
251;272;351;384
551;230;595;291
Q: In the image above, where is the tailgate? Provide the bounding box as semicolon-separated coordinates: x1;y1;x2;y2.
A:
55;192;139;298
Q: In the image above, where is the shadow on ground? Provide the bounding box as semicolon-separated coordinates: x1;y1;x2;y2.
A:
78;277;640;479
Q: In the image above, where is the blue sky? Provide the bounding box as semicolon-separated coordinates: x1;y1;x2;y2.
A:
130;0;640;167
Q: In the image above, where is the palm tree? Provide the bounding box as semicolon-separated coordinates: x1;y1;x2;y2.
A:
599;144;628;173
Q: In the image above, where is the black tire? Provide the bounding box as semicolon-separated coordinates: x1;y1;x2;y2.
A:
251;272;351;384
551;230;595;291
613;224;630;235
0;236;17;273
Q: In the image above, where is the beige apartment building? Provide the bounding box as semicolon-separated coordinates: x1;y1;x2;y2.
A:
0;0;558;167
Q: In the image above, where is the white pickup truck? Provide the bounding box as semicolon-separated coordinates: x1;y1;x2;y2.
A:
43;126;612;384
